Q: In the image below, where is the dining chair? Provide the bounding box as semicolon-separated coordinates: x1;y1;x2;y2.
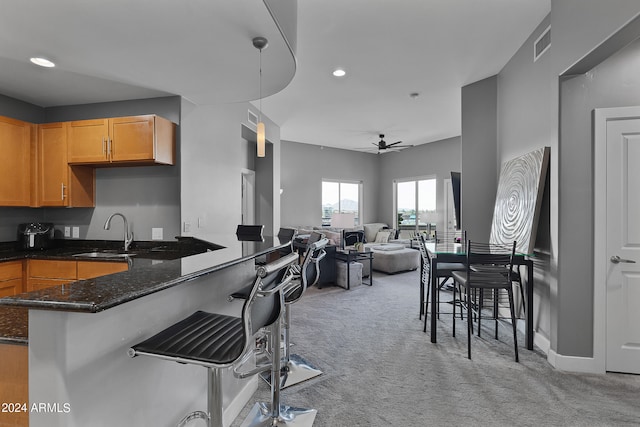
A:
417;234;466;332
451;240;519;362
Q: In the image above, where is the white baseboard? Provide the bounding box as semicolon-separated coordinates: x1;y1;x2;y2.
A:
223;376;258;427
533;330;550;354
547;349;604;374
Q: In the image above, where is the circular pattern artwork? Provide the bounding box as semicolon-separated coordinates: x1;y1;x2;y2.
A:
490;147;549;254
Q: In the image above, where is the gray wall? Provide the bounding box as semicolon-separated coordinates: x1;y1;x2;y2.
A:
461;76;498;244
495;0;640;359
376;136;461;232
280;141;380;228
180;100;281;239
497;15;554;349
0;95;181;243
558;34;640;356
280;137;461;232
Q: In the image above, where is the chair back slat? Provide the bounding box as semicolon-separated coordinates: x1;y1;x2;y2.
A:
466;241;514;267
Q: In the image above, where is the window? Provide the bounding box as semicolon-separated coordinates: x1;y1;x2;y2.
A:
322;180;363;226
395;177;436;237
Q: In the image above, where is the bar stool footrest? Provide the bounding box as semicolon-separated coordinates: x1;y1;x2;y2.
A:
240;402;317;427
260;354;322;389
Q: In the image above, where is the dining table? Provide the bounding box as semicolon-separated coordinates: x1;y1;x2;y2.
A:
426;241;535;350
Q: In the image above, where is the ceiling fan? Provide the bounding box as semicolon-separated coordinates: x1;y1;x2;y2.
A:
357;134;413;154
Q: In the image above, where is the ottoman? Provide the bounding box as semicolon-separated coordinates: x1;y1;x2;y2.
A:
336;261;363;289
370;244;420;274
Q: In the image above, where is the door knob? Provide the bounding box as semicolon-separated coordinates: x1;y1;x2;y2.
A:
610;255;636;264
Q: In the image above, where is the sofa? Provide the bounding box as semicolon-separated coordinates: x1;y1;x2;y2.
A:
290;223;419;274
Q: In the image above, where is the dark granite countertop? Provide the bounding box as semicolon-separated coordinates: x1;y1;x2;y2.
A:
0;306;28;345
0;234;288;344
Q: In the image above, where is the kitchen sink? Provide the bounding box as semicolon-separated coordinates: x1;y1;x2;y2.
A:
72;251;135;259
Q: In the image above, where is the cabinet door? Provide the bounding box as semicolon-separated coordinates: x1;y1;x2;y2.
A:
0;344;29;427
27;260;76;292
68;119;109;164
28;259;76;279
77;261;128;279
27;278;74;292
38;122;68;206
109;115;155;162
0;278;23;297
0;261;24;297
0;116;32;206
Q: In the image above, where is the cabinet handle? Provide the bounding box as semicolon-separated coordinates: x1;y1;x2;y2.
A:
102;137;106;155
61;183;66;200
107;137;112;158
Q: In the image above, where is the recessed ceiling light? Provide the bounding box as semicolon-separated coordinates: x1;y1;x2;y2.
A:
332;68;346;77
30;57;55;68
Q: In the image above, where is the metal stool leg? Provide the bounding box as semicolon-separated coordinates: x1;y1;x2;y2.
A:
241;312;317;427
261;304;322;389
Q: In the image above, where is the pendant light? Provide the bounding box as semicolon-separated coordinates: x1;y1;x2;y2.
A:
253;36;268;158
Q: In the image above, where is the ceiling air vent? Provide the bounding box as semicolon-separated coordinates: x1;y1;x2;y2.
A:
534;26;551;62
247;110;258;127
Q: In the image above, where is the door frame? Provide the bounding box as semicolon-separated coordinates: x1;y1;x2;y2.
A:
241;168;256;226
593;106;640;373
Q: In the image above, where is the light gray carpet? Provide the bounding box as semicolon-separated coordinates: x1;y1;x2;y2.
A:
232;269;640;426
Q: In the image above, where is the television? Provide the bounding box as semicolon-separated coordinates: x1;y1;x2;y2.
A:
450;172;461;230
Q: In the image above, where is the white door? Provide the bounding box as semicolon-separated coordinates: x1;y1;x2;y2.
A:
241;169;255;225
603;111;640;374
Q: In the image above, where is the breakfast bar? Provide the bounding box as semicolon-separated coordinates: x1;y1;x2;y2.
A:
0;234;289;427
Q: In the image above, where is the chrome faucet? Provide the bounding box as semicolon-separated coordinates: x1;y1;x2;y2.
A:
104;213;134;252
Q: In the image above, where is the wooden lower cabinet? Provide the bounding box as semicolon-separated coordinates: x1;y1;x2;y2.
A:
0;343;29;427
1;258;128;427
77;261;128;279
26;260;76;292
0;261;24;298
26;259;128;291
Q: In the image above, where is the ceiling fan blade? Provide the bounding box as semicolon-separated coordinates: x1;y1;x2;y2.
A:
387;140;404;147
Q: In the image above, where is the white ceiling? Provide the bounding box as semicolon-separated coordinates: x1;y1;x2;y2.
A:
0;0;550;152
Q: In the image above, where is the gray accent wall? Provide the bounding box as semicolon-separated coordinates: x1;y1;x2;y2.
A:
558;31;640;357
180;100;281;239
496;1;640;360
461;76;497;244
280;142;380;228
498;15;554;350
376;136;461;232
280;137;461;232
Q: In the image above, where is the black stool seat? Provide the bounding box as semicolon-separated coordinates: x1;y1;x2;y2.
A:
131;310;244;367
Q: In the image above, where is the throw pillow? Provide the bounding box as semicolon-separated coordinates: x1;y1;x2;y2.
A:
374;230;392;243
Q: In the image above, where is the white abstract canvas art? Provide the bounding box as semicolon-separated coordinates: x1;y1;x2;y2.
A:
490;147;550;254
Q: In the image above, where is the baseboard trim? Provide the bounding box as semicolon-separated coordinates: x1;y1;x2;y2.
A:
547;349;604;374
223;376;258;427
533;330;550;354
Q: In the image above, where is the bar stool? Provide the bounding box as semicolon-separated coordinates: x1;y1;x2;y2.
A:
262;236;328;389
128;253;310;427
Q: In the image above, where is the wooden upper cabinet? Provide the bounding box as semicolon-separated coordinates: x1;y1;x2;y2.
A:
68;115;175;166
0;116;33;206
37;122;95;207
67;119;110;164
38;123;67;206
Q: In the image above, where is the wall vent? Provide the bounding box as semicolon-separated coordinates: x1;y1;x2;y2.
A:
247;110;258;127
534;26;551;62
